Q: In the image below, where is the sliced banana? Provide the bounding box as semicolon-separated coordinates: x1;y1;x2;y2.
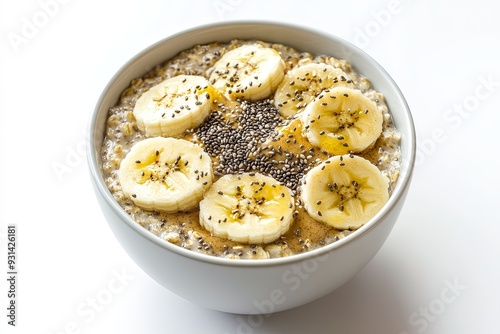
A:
301;155;389;230
199;173;295;244
302;86;382;155
118;137;213;212
133;75;215;137
208;43;285;101
274;62;354;117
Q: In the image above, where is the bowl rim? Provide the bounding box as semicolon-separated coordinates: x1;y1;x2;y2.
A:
87;20;416;268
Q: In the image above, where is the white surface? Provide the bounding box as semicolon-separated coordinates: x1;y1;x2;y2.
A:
0;0;498;333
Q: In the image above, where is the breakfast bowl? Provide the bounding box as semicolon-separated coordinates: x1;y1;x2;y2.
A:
87;21;415;314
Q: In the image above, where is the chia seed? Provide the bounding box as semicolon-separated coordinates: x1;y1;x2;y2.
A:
195;98;315;191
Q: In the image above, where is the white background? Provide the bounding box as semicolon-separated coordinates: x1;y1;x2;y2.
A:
1;0;499;333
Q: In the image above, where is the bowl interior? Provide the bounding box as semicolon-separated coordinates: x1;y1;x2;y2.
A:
88;21;415;266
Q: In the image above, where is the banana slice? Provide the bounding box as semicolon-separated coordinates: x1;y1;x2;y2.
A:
302;86;382;155
208;43;285;101
274;62;354;117
199;173;295;244
118;137;213;212
301;155;389;230
133;75;215;137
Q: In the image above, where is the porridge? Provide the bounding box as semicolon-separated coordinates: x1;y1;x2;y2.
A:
100;40;401;259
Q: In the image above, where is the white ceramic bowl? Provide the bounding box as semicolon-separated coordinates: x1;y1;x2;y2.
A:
87;21;415;314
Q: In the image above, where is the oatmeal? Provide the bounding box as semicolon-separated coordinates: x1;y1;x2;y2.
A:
100;40;401;259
